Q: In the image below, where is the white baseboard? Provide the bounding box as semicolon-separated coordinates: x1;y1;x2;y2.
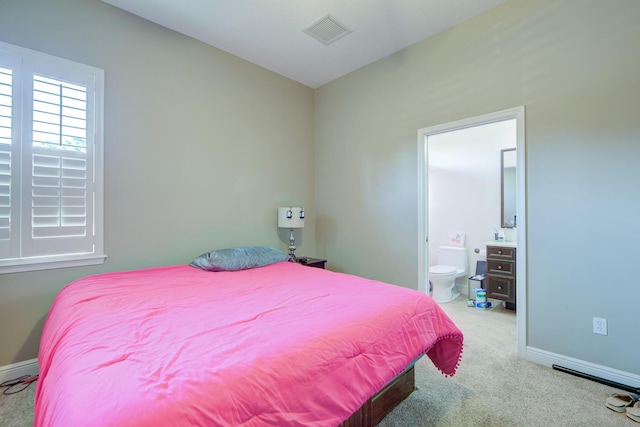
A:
525;346;640;389
0;358;39;384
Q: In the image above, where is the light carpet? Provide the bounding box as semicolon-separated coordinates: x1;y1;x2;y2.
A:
379;297;636;426
379;336;635;426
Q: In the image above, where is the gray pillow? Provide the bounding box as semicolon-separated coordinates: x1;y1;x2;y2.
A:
190;246;291;272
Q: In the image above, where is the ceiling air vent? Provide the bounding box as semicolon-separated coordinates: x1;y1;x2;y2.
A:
303;15;351;46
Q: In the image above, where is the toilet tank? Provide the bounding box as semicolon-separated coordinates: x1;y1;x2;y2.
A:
436;246;468;276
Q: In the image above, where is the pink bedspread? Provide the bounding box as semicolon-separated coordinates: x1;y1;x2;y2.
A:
36;262;463;426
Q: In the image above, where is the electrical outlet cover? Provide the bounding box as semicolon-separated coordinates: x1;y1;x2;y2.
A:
593;317;607;335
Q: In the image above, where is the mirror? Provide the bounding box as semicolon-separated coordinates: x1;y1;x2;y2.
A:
501;148;517;228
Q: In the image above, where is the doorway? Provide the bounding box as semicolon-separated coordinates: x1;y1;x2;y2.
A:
417;107;526;357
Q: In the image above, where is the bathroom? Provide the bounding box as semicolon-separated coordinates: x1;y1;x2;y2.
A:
427;118;517;305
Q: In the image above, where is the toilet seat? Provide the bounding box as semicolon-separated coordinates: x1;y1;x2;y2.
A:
429;265;456;276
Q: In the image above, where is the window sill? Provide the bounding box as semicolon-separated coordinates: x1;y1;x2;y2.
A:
0;254;108;274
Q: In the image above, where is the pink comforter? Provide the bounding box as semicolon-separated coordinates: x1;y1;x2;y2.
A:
36;262;463;426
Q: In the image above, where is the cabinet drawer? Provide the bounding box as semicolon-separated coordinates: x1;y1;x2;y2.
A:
487;259;515;276
486;276;515;303
486;246;515;261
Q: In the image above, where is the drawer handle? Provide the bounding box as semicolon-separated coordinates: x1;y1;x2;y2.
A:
497;265;503;270
498;250;502;255
498;286;503;290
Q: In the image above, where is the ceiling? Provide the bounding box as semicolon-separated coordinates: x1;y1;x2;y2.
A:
102;0;508;89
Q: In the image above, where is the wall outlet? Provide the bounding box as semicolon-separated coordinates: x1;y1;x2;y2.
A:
593;317;607;335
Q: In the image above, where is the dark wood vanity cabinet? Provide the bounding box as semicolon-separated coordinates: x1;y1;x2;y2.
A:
486;245;516;310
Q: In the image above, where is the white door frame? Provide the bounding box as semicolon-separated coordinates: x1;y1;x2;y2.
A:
417;106;526;357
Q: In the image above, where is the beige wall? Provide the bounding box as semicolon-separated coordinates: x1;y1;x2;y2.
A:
315;0;640;375
0;0;315;366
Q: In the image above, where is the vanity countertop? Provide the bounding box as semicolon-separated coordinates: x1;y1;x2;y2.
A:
485;241;517;248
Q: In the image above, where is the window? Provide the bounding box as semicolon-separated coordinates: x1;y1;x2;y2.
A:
0;42;105;273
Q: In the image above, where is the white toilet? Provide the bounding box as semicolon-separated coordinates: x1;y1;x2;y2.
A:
429;246;468;303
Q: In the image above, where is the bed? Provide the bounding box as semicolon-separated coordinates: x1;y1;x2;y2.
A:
35;249;463;426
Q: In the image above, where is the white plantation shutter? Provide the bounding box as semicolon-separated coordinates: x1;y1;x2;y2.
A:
24;74;93;257
0;56;20;261
0;67;12;243
0;42;104;272
27;148;93;255
0;142;9;242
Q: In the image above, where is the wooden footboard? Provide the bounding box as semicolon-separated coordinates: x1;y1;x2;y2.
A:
340;366;416;427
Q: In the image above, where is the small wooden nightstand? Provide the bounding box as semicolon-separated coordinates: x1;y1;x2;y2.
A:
297;257;326;269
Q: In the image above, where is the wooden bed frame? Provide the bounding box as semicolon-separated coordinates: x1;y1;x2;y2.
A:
340;365;416;427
